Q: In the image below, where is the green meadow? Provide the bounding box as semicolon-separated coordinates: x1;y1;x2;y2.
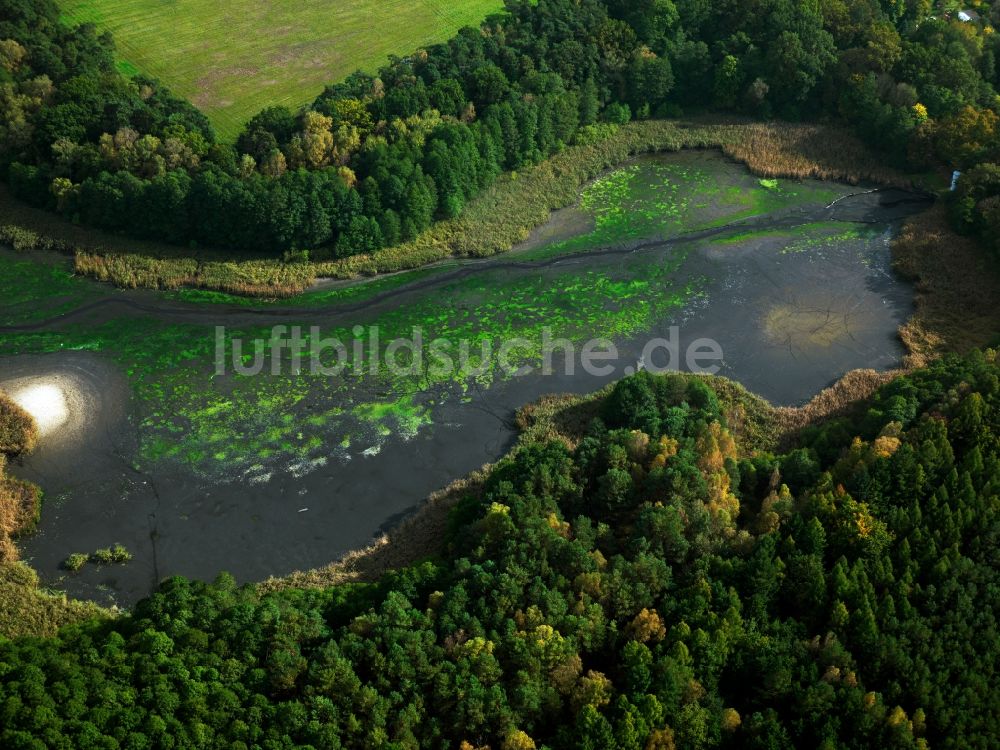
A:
55;0;503;139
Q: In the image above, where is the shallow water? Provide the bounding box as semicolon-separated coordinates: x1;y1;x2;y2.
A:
0;150;929;604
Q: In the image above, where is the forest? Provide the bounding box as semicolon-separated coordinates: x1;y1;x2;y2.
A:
0;351;997;748
4;1;1000;748
3;0;1000;257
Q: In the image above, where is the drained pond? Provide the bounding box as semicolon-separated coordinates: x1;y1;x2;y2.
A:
0;150;931;604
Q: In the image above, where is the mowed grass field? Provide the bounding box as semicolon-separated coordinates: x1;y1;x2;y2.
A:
56;0;504;140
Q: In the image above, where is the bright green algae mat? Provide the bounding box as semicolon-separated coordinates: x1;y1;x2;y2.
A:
0;154;867;481
0;257;101;327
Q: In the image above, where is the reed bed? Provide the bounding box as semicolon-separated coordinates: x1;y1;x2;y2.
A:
0;393;38;456
892;203;1000;367
0;390;112;635
773;369;900;442
0;391;41;564
0;458;40;564
308;119;914;282
74;251;200;290
4;118;916;298
717;121;911;185
0;562;110;638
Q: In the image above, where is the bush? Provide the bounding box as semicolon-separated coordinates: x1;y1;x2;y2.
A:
109;544;133;563
91;544;132;565
62;553;88;572
90;547;114;565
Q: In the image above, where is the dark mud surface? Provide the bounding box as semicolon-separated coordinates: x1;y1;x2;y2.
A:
0;151;931;605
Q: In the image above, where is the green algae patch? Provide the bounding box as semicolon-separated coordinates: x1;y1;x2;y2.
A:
0;151;890;483
0;255;98;327
353;397;432;440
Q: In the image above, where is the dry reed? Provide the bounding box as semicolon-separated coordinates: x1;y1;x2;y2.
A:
0;391;41;564
892;203;1000;367
3;118;917;297
0;389;113;635
258;469;490;593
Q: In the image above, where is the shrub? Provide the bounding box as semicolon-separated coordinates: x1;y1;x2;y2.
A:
62;553;88;572
90;547;114;565
91;544;132;565
109;544;133;563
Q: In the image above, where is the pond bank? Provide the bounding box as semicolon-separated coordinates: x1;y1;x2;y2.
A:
3;118;923;297
1;150;932;605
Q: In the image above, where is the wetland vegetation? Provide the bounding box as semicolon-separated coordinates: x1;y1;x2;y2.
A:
0;150;932;608
3;0;1000;747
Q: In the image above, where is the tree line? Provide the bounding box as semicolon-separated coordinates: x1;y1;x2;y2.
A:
3;0;1000;257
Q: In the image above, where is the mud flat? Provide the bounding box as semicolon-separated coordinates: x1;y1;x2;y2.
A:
0;150;929;604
